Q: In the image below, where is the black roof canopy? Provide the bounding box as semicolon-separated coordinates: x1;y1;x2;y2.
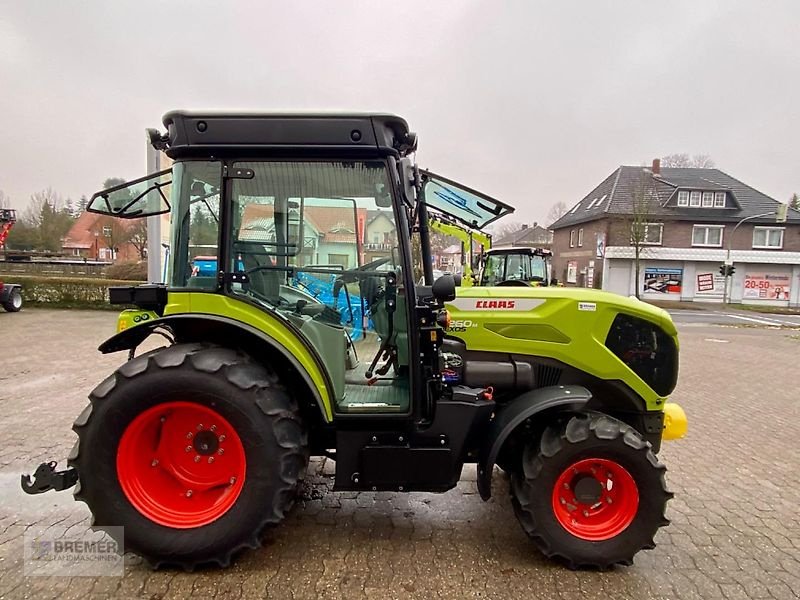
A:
159;111;414;159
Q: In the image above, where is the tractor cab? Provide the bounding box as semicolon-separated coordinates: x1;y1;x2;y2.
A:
479;246;554;287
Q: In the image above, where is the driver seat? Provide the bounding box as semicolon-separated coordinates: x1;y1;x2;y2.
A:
241;252;281;303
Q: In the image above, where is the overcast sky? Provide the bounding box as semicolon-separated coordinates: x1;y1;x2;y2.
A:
1;1;798;225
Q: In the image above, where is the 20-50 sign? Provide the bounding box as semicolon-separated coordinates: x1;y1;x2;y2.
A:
743;272;790;300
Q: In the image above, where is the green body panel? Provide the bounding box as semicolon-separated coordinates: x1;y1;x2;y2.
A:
116;309;160;333
163;292;334;422
444;287;677;411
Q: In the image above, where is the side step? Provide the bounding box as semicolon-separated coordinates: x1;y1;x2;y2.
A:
20;461;78;495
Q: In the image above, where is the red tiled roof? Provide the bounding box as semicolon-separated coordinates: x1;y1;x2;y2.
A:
61;212;140;250
240;204;366;243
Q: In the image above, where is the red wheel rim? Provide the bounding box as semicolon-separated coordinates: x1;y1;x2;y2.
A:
116;402;246;529
551;458;638;541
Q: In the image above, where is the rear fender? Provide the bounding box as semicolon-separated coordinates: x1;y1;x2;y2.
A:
97;313;332;423
0;283;20;302
477;385;591;500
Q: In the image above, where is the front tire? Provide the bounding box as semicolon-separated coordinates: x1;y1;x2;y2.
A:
69;343;309;569
510;413;671;569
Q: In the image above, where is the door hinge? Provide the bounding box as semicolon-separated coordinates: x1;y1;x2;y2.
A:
222;166;255;179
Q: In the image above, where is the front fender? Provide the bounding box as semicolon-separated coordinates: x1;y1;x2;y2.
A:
477;385;591;500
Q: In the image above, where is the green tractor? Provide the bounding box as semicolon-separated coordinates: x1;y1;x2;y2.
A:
21;111;687;570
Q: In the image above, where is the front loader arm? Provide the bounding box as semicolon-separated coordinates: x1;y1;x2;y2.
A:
428;216;492;284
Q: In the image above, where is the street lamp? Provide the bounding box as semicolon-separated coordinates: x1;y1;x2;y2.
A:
723;211;777;304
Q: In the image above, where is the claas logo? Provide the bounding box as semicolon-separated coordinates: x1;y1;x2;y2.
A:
475;300;516;309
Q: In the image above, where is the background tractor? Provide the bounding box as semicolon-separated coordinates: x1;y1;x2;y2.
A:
22;111;686;571
479;246;555;287
0;209;23;312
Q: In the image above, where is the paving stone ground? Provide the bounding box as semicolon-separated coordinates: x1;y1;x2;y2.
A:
0;309;798;599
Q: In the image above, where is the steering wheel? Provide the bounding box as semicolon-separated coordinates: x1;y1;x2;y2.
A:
342;256;393;276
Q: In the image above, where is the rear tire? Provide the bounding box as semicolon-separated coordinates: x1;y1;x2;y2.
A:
69;343;309;569
510;412;671;569
2;288;22;312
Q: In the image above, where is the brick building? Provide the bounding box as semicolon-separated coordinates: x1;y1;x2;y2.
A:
550;160;800;306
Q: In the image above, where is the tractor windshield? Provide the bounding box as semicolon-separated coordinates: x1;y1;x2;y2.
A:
482;252;548;285
168;161;223;289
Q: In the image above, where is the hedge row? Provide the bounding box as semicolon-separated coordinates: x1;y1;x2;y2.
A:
1;275;145;309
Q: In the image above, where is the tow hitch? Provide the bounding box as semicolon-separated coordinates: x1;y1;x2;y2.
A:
21;461;78;495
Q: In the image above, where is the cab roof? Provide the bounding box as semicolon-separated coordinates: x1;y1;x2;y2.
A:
487;246;552;256
159;111;415;159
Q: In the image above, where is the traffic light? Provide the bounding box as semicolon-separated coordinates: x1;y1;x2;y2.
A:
728;265;735;276
719;264;726;276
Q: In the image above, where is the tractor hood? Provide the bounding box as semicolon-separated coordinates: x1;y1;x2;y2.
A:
442;286;678;409
446;286;675;336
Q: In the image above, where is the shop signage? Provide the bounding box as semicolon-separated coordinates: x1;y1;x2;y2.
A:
743;272;790;300
643;267;683;295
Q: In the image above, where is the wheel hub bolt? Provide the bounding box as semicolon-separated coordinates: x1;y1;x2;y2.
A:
583;510;589;517
197;424;203;431
606;497;613;504
194;456;201;463
186;432;193;440
229;477;236;485
218;448;224;455
208;457;215;464
563;483;569;490
560;498;566;505
219;435;226;442
151;459;159;467
186;490;193;497
210;425;217;432
185;445;192;453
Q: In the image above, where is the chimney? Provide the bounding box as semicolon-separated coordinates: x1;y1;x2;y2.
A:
533;221;538;228
652;158;661;175
521;223;528;230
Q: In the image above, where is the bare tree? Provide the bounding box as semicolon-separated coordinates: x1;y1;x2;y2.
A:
128;219;148;260
661;153;716;168
22;188;75;252
94;215;132;260
546;201;568;226
789;193;800;211
628;169;660;299
491;221;524;239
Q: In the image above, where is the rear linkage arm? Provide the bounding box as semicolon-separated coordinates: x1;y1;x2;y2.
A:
20;461;78;495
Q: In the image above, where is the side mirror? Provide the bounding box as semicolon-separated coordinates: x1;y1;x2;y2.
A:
432;274;456;302
452;273;463;287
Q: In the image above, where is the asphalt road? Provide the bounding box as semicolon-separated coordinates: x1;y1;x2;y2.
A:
1;309;799;599
668;307;800;328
